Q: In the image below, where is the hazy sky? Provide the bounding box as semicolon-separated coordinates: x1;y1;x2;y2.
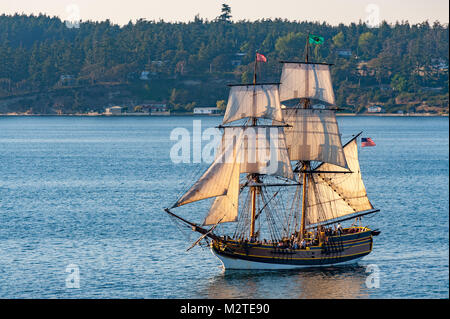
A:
1;0;448;25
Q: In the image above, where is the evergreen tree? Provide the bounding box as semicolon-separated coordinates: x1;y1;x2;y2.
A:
218;4;232;22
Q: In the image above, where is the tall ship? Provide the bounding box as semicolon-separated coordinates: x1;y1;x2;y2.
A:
165;38;380;270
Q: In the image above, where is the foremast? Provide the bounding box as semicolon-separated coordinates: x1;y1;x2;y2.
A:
168;52;295;241
249;53;261;240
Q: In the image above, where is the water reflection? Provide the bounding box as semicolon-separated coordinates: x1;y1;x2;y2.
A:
205;265;370;299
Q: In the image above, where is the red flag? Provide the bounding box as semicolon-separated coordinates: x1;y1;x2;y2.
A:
361;137;376;147
256;53;267;63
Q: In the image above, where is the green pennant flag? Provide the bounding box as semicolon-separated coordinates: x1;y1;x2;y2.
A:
309;35;324;44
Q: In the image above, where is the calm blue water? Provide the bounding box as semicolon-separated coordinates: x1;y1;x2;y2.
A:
0;115;448;298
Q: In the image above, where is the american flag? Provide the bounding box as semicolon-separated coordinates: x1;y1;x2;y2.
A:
361;137;376;147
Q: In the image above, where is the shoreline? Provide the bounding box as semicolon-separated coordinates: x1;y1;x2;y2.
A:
0;113;448;117
336;113;448;117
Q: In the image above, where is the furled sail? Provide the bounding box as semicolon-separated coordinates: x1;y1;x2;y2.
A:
172;137;239;208
305;138;374;225
203;158;241;225
222;126;295;180
222;84;283;124
282;108;348;168
279;62;335;105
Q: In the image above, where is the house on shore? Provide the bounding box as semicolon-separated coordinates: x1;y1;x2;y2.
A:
139;103;170;115
149;105;170;115
231;53;246;67
336;49;352;58
104;106;123;115
140;71;150;80
193;106;221;115
367;105;385;113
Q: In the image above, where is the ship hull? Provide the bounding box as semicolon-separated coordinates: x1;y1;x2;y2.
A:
211;228;373;270
212;249;366;270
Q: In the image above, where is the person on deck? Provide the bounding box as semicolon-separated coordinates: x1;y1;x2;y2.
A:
300;239;306;249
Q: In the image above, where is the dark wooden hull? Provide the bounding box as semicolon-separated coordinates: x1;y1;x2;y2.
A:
211;227;374;269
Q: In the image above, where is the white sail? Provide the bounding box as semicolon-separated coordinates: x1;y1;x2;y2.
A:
172;137;239;208
282;108;348;168
222;84;283;124
203;158;241;225
305;138;374;225
223;127;295;180
174;122;295;208
279;62;335;105
202;126;295;225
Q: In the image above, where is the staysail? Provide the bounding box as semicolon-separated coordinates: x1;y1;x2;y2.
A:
279;62;335;105
171;138;239;208
282;108;348;168
222;84;283;124
203;157;241;225
305;138;373;225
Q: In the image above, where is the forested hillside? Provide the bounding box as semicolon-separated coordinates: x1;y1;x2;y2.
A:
0;11;448;114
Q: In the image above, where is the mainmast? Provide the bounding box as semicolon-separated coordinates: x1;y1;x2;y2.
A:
278;34;377;232
299;36;311;240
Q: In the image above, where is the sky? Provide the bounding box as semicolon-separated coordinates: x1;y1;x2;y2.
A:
1;0;448;26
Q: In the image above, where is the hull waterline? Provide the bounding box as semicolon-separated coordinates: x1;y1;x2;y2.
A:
211;248;366;270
